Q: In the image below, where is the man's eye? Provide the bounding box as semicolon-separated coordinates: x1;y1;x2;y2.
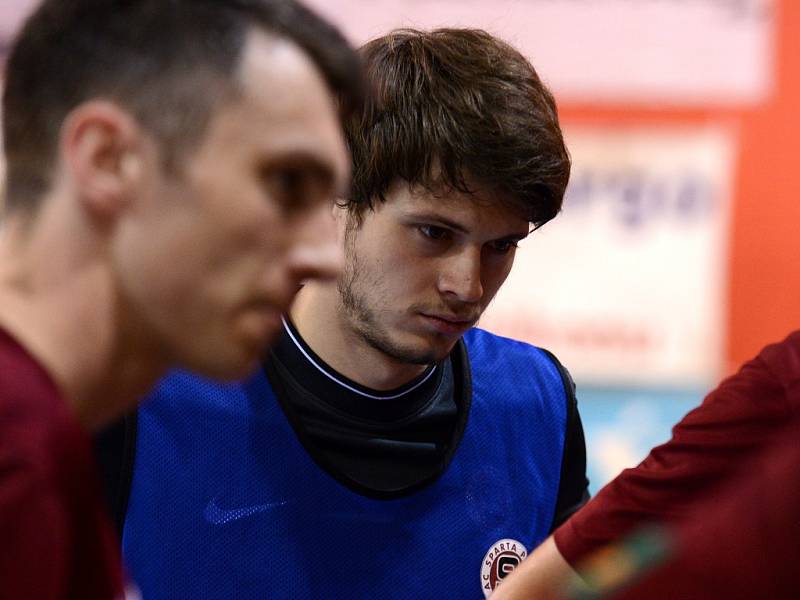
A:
489;239;519;253
418;225;450;241
263;168;323;214
273;169;305;199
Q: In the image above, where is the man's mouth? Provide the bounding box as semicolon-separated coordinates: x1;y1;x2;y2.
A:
419;313;476;335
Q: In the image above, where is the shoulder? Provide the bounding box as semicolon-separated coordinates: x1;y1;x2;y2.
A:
463;328;572;399
696;330;800;424
464;327;550;358
144;367;269;416
149;368;255;399
755;330;800;391
463;327;567;372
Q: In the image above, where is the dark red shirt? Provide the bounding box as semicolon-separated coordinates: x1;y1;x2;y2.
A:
0;328;125;599
555;331;800;565
609;414;800;599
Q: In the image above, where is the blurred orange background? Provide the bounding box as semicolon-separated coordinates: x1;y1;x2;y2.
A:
557;0;800;371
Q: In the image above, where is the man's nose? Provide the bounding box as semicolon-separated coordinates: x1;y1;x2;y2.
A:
287;203;344;284
439;247;483;304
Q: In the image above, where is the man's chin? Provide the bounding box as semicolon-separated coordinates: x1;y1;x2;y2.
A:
378;337;458;366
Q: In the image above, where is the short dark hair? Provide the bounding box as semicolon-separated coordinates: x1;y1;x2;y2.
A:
345;28;570;229
2;0;362;213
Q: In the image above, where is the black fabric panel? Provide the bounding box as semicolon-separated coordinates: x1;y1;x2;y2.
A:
263;338;472;499
93;412;138;537
538;348;591;532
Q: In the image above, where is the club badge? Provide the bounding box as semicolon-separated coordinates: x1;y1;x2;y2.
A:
481;538;528;597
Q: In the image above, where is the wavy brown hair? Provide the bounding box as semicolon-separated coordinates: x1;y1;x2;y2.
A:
344;28;570;228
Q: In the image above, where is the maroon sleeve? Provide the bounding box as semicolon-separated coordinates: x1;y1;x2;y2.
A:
554;332;800;566
0;435;69;598
610;416;800;599
0;329;125;599
0;411;126;599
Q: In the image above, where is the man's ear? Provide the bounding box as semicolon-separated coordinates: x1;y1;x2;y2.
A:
61;100;144;222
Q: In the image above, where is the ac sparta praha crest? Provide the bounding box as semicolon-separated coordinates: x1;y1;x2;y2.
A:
481;538;528;597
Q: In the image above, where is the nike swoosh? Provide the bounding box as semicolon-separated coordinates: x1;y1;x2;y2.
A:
204;496;289;526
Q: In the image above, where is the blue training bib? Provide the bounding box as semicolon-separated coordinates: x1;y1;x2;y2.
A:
123;328;568;599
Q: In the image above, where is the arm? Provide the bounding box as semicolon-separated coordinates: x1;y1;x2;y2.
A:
491;536;576;600
494;333;798;599
611;416;800;599
554;344;792;565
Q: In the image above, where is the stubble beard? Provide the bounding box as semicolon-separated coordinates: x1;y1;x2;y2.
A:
338;245;445;367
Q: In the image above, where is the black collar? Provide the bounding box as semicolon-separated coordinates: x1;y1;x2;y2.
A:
272;317;445;423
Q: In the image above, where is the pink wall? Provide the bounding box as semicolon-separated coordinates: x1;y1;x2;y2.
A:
557;0;800;370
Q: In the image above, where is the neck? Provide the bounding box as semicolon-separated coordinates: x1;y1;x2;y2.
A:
290;282;428;391
0;209;167;431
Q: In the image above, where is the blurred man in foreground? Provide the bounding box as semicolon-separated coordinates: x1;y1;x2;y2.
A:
0;0;360;597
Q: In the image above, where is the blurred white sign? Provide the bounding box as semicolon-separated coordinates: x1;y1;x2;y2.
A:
481;126;736;386
306;0;775;105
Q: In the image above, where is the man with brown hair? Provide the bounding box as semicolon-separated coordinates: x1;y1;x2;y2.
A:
0;0;360;597
102;28;588;599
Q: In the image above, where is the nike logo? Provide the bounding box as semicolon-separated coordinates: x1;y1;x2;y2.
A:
204;496;289;526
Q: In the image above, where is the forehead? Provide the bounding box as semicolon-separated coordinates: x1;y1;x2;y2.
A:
202;30;348;181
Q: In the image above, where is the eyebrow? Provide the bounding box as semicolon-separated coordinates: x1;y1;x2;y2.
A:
406;211;531;241
262;151;342;191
